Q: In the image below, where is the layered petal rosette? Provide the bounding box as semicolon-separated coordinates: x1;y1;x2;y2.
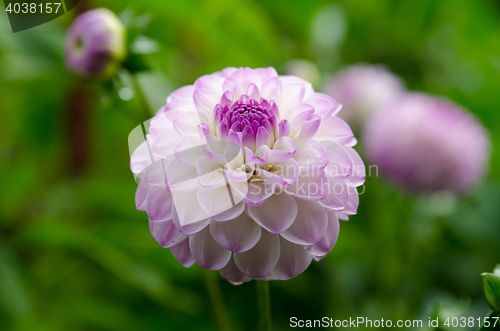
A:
130;67;365;284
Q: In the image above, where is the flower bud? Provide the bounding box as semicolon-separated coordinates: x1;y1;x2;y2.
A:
364;93;490;194
482;266;500;312
324;64;404;128
65;8;126;79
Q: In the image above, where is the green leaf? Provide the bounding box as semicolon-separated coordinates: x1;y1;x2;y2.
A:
482;270;500;312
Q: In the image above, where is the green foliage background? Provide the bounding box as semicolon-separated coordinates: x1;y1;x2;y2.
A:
0;0;499;330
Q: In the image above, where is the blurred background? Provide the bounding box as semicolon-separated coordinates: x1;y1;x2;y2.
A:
1;0;500;330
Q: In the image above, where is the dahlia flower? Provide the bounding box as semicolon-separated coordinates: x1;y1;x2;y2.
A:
65;8;126;78
130;67;365;284
324;64;404;128
364;93;490;193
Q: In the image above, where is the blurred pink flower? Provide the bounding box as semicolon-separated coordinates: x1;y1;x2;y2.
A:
324;64;404;128
130;67;365;284
364;93;490;193
65;8;126;78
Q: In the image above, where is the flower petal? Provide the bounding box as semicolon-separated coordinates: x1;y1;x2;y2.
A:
271;237;313;280
344;146;366;187
194;74;225;93
243;181;275;206
314;116;356;146
149;218;186;248
151;128;181;159
197;184;244;219
211;201;245;222
306;210;339;256
172;111;202;136
135;185;149;211
171;191;210;233
255;67;278;82
297;114;321;141
303;93;342;118
167;85;194;103
260;77;281;102
146;187;173;221
189;227;231;270
210;214;262;253
293;138;328;171
321;140;353;179
256;158;299;187
247;192;297;234
233;229;280;278
267;136;296;163
285;169;328;201
320;178;349;211
281;198;328;245
170;238;195;267
218;255;252;285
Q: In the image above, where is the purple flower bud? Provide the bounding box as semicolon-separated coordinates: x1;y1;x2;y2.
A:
324;64;404;128
364;93;490;193
65;8;126;78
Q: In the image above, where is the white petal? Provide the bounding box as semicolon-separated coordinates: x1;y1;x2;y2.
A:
293;138;328;171
319;178;349;211
281;198;328;245
151;128;181;159
197;184;244;219
247;192;297;234
344;146;366;187
218;255;252;285
170;238;195;267
234;230;280;278
271;237;313;280
321;140;353;179
172;111;202;136
135;185;149;211
210;214;261;253
149;219;186;248
306;210;340;256
285;169;328;201
189;227;231;270
314;116;356;146
171;191;210;232
211;201;245;222
146;188;173;221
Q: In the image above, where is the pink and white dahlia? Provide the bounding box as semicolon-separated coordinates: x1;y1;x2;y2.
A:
324;64;404;128
130;67;365;284
364;93;490;193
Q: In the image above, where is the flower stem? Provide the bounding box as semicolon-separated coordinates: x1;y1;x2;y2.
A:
256;280;272;331
131;73;155;118
203;269;231;331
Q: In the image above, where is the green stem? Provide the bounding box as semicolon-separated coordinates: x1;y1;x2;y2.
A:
256;280;272;331
203;269;231;331
131;73;155;118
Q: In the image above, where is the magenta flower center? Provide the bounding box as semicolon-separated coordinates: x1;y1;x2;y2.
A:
226;100;271;133
214;95;280;149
